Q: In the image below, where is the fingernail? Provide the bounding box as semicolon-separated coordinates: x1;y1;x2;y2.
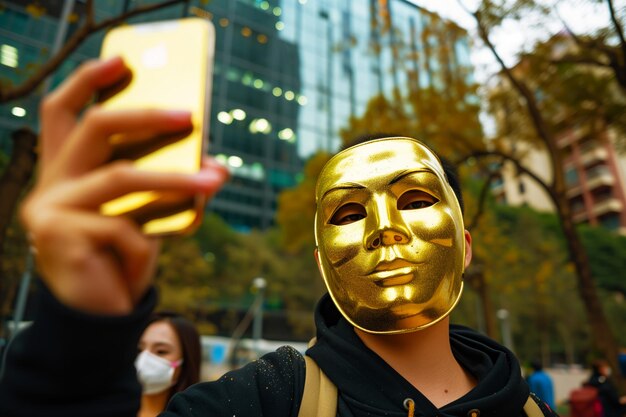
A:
102;55;123;64
101;55;125;70
166;110;192;125
194;168;228;185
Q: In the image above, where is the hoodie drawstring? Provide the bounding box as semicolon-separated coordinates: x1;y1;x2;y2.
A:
403;398;415;417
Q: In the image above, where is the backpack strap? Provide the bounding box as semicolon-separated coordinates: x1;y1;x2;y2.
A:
523;393;545;417
297;338;338;417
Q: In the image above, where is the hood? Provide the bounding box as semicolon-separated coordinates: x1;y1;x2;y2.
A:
307;294;529;417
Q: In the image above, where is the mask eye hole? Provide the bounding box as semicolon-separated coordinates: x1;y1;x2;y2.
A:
329;202;366;225
397;190;438;210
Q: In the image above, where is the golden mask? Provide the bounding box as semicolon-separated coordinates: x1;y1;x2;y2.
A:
314;137;470;334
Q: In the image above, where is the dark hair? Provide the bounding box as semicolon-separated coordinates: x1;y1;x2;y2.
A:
147;311;202;397
342;133;465;214
591;359;609;376
531;360;543;371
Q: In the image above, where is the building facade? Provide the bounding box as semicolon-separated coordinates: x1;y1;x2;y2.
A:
492;127;626;235
0;0;473;231
489;38;626;235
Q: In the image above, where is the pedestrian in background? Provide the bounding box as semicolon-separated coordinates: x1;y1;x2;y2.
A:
527;361;556;411
587;359;626;417
618;348;626;378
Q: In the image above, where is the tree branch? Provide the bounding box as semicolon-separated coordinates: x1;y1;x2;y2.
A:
605;0;626;90
471;8;565;192
0;0;188;103
465;168;501;230
550;56;611;68
556;1;626;91
607;0;626;62
456;149;559;208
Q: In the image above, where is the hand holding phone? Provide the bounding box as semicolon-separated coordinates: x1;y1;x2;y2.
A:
20;56;228;315
99;18;216;236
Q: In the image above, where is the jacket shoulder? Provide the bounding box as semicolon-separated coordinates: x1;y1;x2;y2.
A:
164;345;306;417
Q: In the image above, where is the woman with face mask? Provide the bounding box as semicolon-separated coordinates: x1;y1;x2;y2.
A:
136;312;202;417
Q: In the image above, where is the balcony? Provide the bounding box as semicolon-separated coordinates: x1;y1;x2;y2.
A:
570;196;623;224
580;146;608;166
586;166;615;190
556;124;592;149
593;197;623;217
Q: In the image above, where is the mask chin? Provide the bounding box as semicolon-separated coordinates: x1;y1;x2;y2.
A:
325;271;465;334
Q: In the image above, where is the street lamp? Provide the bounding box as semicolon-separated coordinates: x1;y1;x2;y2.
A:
251;277;267;356
496;308;515;353
227;277;268;368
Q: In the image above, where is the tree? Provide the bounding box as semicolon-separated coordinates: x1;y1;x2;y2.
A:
486;206;587;365
274;152;333;336
555;0;626;92
155;236;219;333
0;129;36;255
462;0;626;386
275;152;331;255
579;225;626;297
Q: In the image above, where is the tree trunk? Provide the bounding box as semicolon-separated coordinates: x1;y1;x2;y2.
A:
0;128;38;337
556;197;624;391
0;128;37;253
465;263;497;338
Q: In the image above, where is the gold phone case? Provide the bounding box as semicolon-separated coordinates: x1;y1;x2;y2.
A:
99;18;215;236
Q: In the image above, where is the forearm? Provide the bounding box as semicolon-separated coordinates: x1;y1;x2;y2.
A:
0;281;157;417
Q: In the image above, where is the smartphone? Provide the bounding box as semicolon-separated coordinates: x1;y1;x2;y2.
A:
99;18;215;236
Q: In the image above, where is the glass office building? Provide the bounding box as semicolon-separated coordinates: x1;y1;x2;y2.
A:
0;0;473;231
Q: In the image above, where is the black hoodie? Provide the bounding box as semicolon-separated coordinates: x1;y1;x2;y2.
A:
0;288;557;417
307;294;556;417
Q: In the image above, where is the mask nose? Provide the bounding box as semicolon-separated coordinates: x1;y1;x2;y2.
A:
365;194;411;250
369;231;409;249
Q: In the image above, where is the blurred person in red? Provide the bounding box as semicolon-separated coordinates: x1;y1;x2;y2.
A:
587;359;626;417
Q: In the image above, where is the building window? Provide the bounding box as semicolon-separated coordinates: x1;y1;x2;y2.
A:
565;167;579;186
599;214;620;231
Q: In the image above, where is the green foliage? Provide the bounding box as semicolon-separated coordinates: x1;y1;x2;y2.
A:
470;201;588;363
192;212;239;277
156;211;322;339
155;236;218;317
459;187;626;363
271;151;341;336
579;225;626;296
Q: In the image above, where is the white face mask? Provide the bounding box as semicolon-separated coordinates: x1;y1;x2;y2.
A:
135;350;183;395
